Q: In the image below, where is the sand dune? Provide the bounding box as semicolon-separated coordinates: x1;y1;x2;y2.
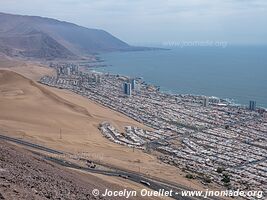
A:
0;69;147;137
0;70;90;130
0;66;206;191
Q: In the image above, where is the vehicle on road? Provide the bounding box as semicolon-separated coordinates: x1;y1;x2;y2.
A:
140;180;151;186
119;174;129;179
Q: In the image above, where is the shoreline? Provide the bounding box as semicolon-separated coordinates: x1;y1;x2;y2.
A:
94;47;267;109
90;66;266;110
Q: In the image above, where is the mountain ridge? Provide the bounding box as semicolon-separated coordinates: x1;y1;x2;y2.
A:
0;12;148;60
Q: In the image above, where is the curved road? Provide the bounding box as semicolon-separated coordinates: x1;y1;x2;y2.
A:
0;134;219;200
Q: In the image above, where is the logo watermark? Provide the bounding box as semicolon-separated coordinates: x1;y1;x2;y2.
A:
91;188;264;199
53;152;104;161
162;40;229;48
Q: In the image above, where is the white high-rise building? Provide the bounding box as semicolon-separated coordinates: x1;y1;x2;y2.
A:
67;67;71;76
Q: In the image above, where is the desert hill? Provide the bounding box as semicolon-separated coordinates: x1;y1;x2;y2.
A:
0;69;151;163
0;69;141;139
0;68;204;191
0;12;144;60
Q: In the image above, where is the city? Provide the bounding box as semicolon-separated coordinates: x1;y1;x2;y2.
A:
1;2;267;199
39;63;267;198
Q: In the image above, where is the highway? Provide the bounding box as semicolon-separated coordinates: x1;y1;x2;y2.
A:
0;134;63;155
0;134;219;200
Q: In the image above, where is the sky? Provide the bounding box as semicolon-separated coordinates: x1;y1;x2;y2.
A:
1;0;267;45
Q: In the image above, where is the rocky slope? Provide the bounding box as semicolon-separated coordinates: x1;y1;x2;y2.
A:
0;141;118;200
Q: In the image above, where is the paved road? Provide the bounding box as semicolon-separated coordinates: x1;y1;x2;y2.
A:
0;135;63;154
0;134;219;200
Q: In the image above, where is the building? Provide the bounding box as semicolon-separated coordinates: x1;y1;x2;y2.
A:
131;79;136;90
203;97;209;107
72;65;79;75
66;67;71;76
95;74;101;84
93;74;101;84
249;101;256;111
209;97;220;104
123;82;132;96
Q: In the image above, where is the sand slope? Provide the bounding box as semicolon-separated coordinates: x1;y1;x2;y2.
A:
0;69;147;142
0;70;93;137
0;68;205;191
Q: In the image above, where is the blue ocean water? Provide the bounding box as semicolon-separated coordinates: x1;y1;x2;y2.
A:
97;46;267;108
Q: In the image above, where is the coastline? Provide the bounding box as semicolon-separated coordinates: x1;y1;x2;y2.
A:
96;47;267;109
90;66;266;110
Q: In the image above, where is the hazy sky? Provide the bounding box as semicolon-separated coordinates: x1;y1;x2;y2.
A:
1;0;267;45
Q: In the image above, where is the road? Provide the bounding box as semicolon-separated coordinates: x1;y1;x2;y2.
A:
0;134;220;200
0;134;63;155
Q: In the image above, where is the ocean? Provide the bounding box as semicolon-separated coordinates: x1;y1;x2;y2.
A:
96;46;267;108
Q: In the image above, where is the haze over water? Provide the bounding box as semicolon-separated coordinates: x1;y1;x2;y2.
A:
99;46;267;108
